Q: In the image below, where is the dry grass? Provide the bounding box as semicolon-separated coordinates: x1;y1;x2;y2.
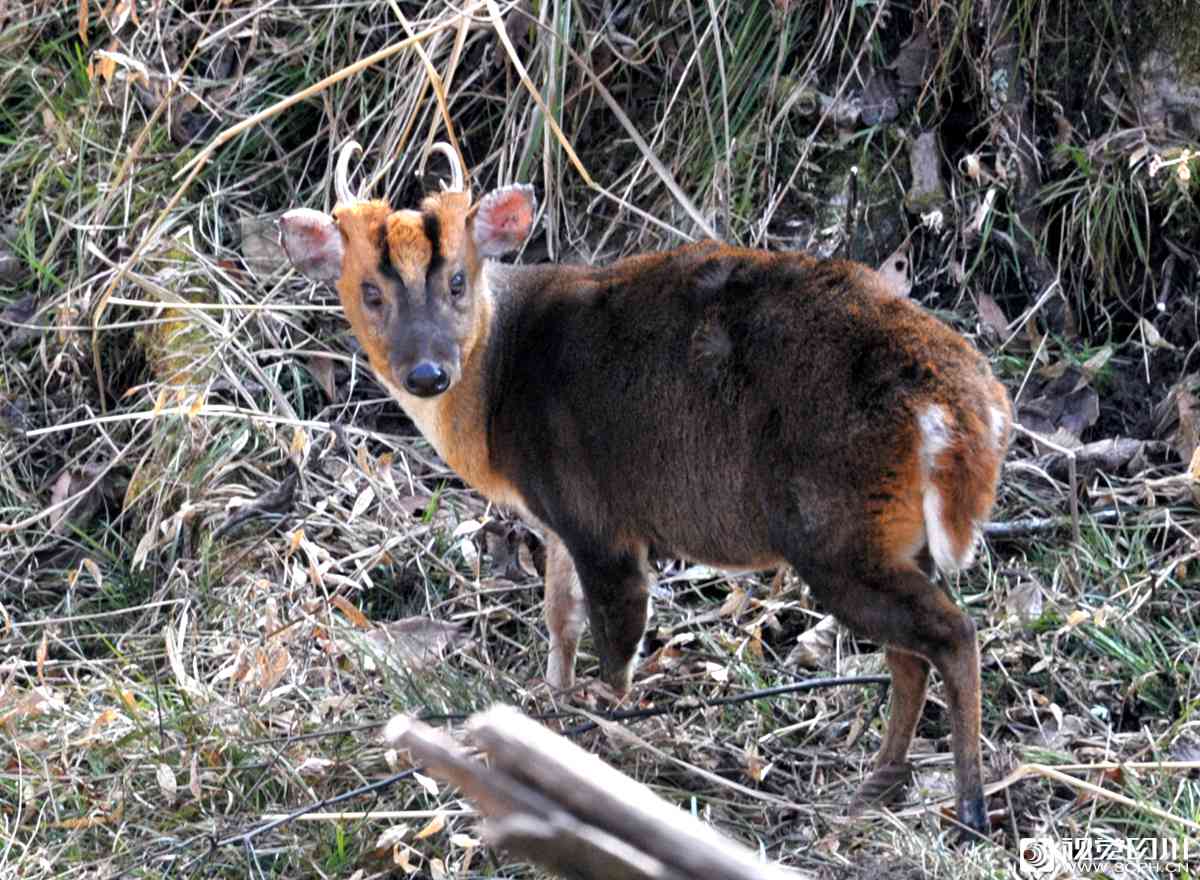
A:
2;1;1199;878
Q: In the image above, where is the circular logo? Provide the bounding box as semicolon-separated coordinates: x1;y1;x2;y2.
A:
1019;838;1057;878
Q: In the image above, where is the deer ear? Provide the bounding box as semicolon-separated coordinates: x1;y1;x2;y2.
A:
471;185;536;258
279;208;345;282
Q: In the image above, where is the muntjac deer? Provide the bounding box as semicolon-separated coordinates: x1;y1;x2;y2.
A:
279;141;1012;836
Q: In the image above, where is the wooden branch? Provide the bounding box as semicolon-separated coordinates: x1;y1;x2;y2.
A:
983;509;1120;539
385;707;807;880
1030;438;1168;480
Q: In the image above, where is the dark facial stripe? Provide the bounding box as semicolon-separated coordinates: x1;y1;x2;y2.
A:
422;212;444;276
377;223;402;283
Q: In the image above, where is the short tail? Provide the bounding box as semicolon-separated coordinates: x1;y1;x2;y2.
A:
917;391;1011;573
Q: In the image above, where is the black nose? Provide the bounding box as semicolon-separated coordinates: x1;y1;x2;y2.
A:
404;362;450;397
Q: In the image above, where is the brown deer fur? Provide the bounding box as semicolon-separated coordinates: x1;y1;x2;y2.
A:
279;150;1011;837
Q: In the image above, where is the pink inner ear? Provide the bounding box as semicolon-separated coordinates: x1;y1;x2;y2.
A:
279;208;345;283
473;185;536;258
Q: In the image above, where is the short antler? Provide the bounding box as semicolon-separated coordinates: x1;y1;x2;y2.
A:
335;140;363;205
428;142;464;192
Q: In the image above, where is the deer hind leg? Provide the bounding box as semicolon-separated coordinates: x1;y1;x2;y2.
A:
850;647;930;810
543;532;587;690
801;561;986;835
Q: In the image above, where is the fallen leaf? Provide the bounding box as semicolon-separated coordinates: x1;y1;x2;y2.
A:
890;26;933;89
331;595;371;630
45;467;108;532
748;624;763;660
107;0;133;30
1017;365;1099;443
119;689;138;714
365;618;465;670
131;529;157;571
0;686;65;727
79;558;103;590
743;746;772;783
1064;609;1091;629
306;354;337;401
303;547;324;587
960;152;985;181
189;752;202;801
349;485;375;522
415;814;445;839
1153;375;1200;465
157;763;177;804
1;293;40;350
1024;317;1048;362
88;707;118;735
256;645;290;693
966;187;997;238
414;771;439;797
786;615;838;669
1007;580;1044;625
1027;706;1088;749
1170;738;1200;762
719;585;750;618
482;521;536;580
859;68;901;125
975;292;1008;338
296;756;335;777
375;825;410;851
94;47;149;82
457;535;479;573
1080;346;1113;379
1138;317;1176;351
239;215;286;275
36;630;48;682
640;633;690;677
453;519;484;539
393;844;415;872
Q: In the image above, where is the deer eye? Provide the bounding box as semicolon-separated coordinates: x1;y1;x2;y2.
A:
449;270;466;297
362;282;384;309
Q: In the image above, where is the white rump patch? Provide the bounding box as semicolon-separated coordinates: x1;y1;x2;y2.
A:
917;405;966;573
922;483;963;573
989;404;1009;451
917;405;951;469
